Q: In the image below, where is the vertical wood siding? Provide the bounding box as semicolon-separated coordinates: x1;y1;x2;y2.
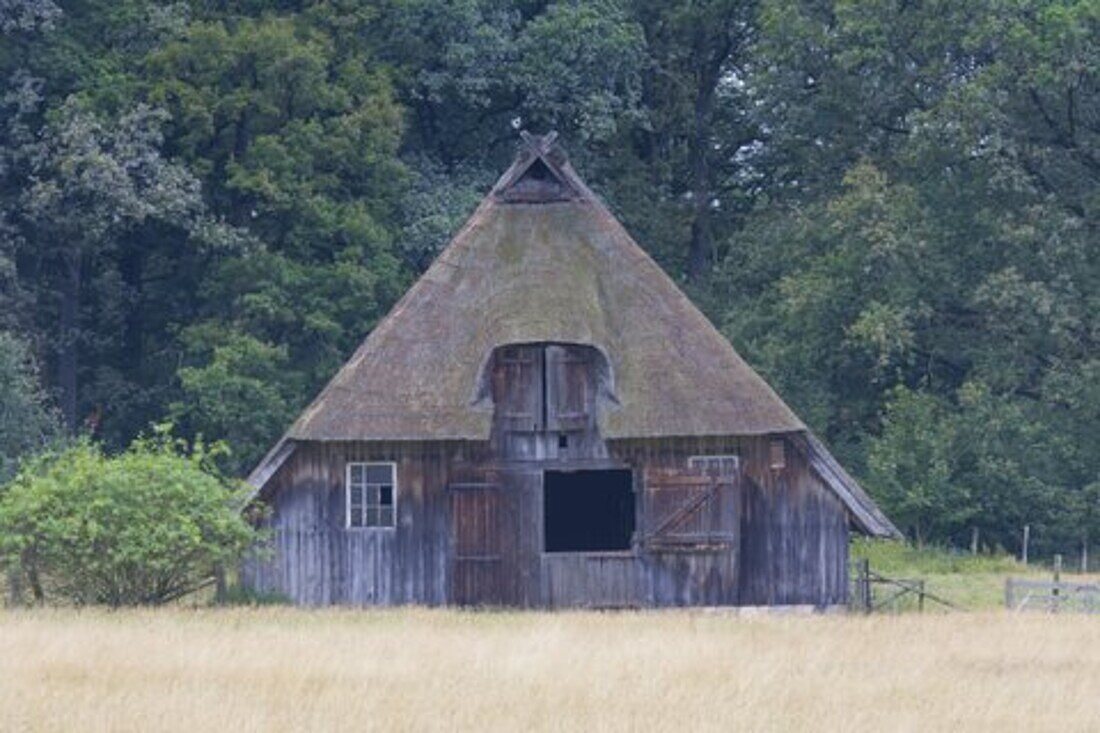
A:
242;434;851;608
736;437;850;606
241;441;463;606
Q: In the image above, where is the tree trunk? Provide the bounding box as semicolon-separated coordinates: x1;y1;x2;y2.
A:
58;252;81;431
6;567;21;607
687;74;717;283
120;243;145;379
22;547;44;604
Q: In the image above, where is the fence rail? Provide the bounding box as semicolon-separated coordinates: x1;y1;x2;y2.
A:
850;559;957;613
1005;578;1100;614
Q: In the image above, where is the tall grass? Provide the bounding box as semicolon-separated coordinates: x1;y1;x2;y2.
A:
2;608;1098;732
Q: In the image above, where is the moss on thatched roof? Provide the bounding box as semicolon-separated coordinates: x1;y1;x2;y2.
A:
284;137;803;442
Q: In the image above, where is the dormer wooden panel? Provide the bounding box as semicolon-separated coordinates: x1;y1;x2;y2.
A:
490;345;543;433
488;342;605;461
545;344;595;432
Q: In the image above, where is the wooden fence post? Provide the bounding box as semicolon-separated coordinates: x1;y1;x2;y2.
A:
1005;577;1015;611
1022;525;1030;565
214;563;227;605
1052;554;1062;614
857;558;871;614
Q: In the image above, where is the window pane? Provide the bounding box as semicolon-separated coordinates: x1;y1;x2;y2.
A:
366;464;393;483
350;464;365;484
689;455;738;476
379;506;395;527
366;484;380;506
379;485;393;506
366;507;380;527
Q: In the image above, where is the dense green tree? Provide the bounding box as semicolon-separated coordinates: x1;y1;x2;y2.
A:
13;100;215;431
170;326;299;477
630;0;762;281
0;1;235;446
725;0;1099;554
0;0;61;33
866;387;969;546
144;9;411;471
0;331;60;482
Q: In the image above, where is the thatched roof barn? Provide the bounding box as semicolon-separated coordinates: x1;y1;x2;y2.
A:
243;132;898;609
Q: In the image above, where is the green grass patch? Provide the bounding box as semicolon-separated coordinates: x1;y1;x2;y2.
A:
851;538;1023;576
851;539;1034;611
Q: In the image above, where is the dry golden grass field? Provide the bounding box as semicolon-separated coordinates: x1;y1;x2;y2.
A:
1;608;1098;732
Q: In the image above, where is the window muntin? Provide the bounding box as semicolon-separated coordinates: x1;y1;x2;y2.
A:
687;455;740;477
346;462;396;529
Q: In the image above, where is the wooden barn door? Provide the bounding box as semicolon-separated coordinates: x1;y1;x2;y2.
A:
641;461;740;605
449;480;520;606
641;464;738;552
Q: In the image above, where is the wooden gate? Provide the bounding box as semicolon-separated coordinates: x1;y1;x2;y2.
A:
449;481;517;606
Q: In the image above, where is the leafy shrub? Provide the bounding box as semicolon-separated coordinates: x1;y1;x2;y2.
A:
0;428;256;606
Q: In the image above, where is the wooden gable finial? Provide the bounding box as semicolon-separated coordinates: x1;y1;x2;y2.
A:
519;130;559;156
496;130;574;203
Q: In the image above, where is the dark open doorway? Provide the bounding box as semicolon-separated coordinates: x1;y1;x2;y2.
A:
544;470;635;552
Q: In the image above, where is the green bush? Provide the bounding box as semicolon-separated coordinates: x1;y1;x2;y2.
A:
0;428;257;606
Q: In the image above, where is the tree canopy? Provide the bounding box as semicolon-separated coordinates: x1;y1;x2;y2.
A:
1;0;1096;557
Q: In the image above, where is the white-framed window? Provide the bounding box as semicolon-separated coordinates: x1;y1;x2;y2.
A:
688;455;740;477
346;462;396;529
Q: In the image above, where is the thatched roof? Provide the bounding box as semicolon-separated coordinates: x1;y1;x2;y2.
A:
283;133;804;443
247;133;899;538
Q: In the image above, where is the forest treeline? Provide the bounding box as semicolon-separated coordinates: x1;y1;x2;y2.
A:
0;0;1096;559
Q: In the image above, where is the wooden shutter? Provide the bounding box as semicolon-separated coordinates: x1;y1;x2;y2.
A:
544;344;593;432
490;345;543;432
641;467;738;552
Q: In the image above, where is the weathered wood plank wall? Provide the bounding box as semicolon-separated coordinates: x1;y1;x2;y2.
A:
241;441;468;606
737;437;850;606
241;434;851;608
